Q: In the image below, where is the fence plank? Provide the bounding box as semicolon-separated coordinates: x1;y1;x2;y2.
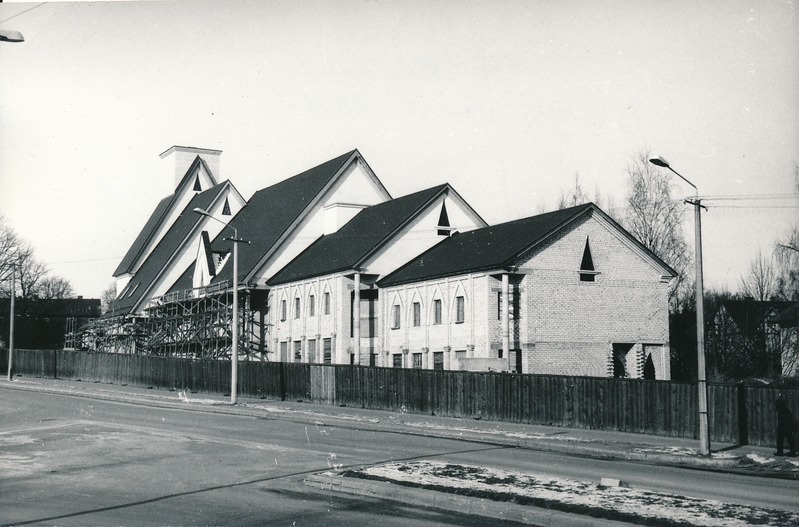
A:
9;349;799;447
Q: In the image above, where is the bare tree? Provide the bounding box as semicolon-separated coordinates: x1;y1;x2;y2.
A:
0;215;24;294
740;250;778;301
774;162;799;301
36;276;75;299
14;244;48;299
557;172;589;209
100;282;118;314
1;215;71;300
623;149;692;312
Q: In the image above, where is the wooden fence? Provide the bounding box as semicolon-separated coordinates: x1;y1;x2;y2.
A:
3;348;796;447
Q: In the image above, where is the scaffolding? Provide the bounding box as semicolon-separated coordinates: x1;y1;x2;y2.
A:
65;314;148;354
62;281;269;359
144;281;263;360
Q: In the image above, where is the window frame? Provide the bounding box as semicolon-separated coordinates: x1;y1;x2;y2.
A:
391;304;401;329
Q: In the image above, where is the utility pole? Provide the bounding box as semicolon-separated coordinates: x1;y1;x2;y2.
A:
650;157;710;456
7;263;15;382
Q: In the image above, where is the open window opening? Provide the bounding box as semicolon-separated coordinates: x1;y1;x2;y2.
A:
612;343;633;378
579;237;599;282
437;201;454;236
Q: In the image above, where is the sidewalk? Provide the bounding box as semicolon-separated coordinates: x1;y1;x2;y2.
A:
3;375;798;480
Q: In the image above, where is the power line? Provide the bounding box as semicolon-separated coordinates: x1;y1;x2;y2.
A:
50;256;123;265
707;205;799;209
0;2;46;24
700;194;798;201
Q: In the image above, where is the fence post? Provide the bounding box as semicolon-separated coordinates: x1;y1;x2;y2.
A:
737;382;749;446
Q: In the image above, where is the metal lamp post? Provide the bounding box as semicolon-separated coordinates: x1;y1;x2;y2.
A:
0;29;25;42
193;207;247;404
649;156;710;456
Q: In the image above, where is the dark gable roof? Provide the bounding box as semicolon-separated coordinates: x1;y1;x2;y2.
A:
113;156;218;277
379;203;679;288
378;203;615;287
208;150;364;287
107;181;228;316
113;195;171;276
268;184;450;286
721;299;796;335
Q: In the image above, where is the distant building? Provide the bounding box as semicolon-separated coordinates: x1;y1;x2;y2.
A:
708;299;796;380
771;302;799;377
101;146;674;379
0;297;101;350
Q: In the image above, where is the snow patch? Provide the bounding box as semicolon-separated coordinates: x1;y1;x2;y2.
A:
746;453;775;464
349;460;799;527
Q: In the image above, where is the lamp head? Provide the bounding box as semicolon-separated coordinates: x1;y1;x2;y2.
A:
0;29;25;43
193;207;211;217
649;157;670;168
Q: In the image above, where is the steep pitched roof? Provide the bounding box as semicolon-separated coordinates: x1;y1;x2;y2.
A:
107;181;229;317
378;203;676;287
209;150;381;287
268;184;452;285
720;299;796;335
113;156;218;277
113;195;172;276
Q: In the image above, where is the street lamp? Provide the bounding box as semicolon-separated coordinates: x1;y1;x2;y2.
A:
649;156;710;456
0;29;24;42
193;207;248;404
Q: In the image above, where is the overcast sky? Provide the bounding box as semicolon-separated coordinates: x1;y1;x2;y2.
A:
1;0;797;298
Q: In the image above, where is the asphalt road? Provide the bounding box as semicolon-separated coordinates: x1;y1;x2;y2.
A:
1;387;797;526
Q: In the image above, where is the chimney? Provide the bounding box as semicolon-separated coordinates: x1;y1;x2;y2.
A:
160;145;222;189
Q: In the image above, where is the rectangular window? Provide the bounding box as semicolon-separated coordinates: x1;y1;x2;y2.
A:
412;353;423;369
391;304;401;329
455;296;465;323
497;291;518;320
323;338;332;364
293;340;302;363
413;302;421;327
433;299;442;325
309;295;315;317
497;292;502;320
308;339;316;363
280;299;287;322
324;292;331;315
294;297;301;319
433;351;444;371
393;354;403;368
279;341;288;362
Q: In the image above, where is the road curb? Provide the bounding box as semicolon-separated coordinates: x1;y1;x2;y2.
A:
304;472;632;527
4;378;795;481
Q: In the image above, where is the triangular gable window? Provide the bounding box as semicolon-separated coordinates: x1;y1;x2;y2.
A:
193;175;202;192
222;197;231;216
579;237;598;282
437;201;453;236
